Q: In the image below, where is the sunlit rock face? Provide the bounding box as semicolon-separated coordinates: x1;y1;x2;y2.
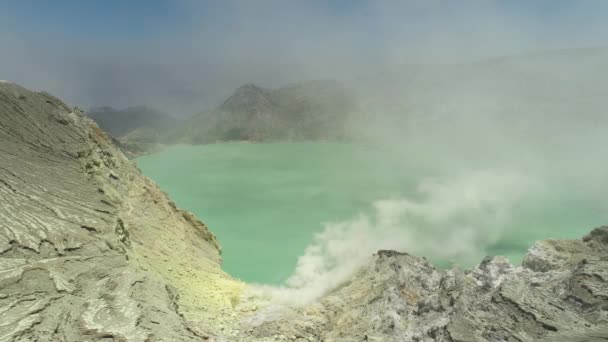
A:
0;83;243;341
0;83;606;341
243;227;608;341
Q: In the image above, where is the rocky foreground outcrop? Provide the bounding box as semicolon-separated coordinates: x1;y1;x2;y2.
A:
0;82;607;341
0;82;244;341
242;229;608;341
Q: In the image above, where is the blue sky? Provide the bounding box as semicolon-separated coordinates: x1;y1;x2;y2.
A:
0;1;606;113
2;1;600;44
2;1;186;41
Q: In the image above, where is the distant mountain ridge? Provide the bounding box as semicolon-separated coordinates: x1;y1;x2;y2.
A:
87;105;178;138
168;80;358;144
98;47;608;157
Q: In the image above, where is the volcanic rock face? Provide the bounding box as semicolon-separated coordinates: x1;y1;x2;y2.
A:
0;82;243;341
0;83;606;341
243;229;608;341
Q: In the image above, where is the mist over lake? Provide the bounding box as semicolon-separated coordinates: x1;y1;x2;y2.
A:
137;142;606;285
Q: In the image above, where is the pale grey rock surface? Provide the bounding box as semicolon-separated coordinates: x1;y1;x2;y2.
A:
0;82;243;342
239;230;608;341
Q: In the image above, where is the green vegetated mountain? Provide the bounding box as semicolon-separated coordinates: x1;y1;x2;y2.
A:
170;80;358;144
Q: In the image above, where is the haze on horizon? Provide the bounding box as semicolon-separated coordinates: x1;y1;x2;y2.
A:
1;0;607;115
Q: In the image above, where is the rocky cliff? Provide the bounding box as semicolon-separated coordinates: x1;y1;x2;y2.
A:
0;82;243;341
0;82;606;341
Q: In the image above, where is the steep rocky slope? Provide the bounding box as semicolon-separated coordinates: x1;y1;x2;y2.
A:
0;82;606;341
0;82;243;341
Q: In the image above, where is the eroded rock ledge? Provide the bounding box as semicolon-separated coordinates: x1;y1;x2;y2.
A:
0;83;606;341
242;227;608;341
0;82;243;341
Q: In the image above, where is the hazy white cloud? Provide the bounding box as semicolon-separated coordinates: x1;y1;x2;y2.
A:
1;1;607;113
251;170;533;305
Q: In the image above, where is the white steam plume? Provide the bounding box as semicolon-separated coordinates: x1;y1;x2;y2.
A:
252;169;533;305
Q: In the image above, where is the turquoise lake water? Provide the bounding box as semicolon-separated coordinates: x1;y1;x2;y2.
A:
136;143;606;284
